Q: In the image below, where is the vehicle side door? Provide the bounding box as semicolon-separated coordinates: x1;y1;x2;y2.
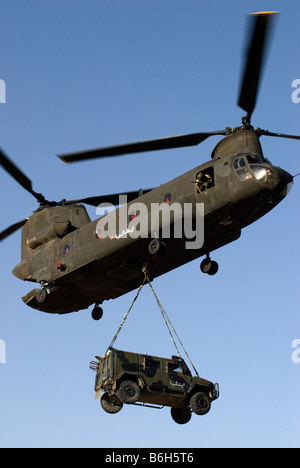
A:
141;355;166;392
167;359;191;395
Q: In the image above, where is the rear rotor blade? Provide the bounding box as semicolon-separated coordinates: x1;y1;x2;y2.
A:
238;11;278;122
0;219;28;242
58;131;227;163
0;148;47;205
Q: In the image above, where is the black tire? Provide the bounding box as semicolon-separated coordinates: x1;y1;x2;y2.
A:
190;392;211;415
92;306;103;321
200;258;219;275
171;407;192;425
101;392;123;414
200;258;211;274
36;288;47;304
207;260;219;276
117;380;141;404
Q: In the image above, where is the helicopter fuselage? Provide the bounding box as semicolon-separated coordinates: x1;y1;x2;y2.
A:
13;130;293;315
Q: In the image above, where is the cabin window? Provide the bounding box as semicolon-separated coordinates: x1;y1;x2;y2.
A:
168;362;183;373
169;358;192;376
128;211;137;222
144;357;161;370
195;167;215;193
163;193;172;204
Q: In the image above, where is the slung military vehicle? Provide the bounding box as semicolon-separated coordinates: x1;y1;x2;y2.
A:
1;12;299;319
90;347;219;424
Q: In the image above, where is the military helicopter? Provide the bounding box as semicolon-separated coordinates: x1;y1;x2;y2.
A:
1;12;299;320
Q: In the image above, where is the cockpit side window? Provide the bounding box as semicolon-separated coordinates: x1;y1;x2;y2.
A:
195;166;215;193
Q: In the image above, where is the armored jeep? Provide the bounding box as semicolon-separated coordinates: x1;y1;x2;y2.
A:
90;347;219;424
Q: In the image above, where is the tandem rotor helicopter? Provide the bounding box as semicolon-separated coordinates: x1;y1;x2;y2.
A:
1;12;299;320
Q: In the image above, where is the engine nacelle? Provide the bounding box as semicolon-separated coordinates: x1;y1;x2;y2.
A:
26;218;71;250
20;204;91;261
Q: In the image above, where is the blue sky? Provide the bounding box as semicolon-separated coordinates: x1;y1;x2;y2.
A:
0;0;299;448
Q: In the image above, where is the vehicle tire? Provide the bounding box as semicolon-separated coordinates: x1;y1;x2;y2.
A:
101;392;123;414
117;380;141;404
171;407;192;425
190;392;211;415
36;288;47;304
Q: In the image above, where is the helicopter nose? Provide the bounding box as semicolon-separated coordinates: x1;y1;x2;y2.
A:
277;167;294;197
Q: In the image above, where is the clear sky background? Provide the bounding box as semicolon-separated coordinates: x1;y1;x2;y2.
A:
0;0;299;448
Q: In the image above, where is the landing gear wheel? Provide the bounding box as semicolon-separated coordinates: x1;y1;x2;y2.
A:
148;239;167;257
207;260;218;276
117;380;141;404
36;288;47;304
190;392;211;415
101;392;123;414
171;407;192;425
200;257;219;276
91;306;103;321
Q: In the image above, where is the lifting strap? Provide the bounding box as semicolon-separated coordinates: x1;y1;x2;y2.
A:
105;273;148;354
106;269;199;377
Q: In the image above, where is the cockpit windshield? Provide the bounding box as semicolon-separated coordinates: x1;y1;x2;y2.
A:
246;154;264;165
233;153;276;184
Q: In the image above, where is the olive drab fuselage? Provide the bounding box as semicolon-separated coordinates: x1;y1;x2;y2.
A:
91;348;219;409
12;129;293;316
2;12;297;317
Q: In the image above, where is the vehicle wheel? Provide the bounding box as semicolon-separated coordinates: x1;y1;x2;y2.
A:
171;407;192;425
36;288;47;304
91;306;103;321
190;392;211;415
148;239;167;257
117;380;141;404
101;392;123;414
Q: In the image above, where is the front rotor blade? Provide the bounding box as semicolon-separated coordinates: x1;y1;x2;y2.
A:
58;131;227;163
0;148;47;205
65;188;154;207
238;11;278;120
0;219;28;242
258;129;300;140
